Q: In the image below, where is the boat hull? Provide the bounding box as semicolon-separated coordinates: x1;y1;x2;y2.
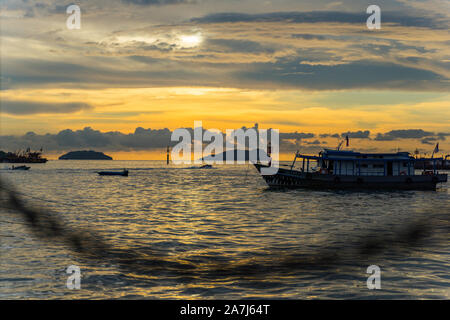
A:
254;164;447;191
3;159;47;163
11;166;31;171
98;171;128;176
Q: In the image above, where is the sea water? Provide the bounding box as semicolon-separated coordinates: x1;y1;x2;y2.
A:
0;160;449;299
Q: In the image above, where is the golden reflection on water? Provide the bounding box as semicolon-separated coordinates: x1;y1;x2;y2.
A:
1;161;449;299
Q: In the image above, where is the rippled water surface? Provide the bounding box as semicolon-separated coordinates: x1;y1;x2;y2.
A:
1;160;449;299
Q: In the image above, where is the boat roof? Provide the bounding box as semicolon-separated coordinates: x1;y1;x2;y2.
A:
323;149;410;157
294;149;443;162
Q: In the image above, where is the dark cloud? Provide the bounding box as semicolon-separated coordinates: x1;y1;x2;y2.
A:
2;57;215;90
1;100;93;115
190;11;445;29
280;132;315;140
291;34;327;41
122;0;195;5
0;127;315;153
421;137;438;145
1;127;449;153
206;39;276;54
355;41;431;57
320;133;340;138
50;4;72;14
2;47;447;92
341;130;371;139
437;132;450;140
375;129;435;141
236;59;445;91
0;127;173;152
303;139;321;145
319;131;370;139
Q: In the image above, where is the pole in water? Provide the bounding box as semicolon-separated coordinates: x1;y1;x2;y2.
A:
166;146;170;165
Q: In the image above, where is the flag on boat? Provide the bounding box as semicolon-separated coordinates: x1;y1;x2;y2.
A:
434;143;439;154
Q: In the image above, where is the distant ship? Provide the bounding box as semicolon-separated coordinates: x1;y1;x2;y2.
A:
0;149;47;163
254;149;447;191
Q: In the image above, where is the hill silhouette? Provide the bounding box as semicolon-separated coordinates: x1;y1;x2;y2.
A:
59;150;113;160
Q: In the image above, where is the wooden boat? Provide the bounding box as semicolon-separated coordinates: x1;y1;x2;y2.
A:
254;149;447;191
98;169;128;176
11;165;31;170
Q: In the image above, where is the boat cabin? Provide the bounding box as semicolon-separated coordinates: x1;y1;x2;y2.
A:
293;149;443;176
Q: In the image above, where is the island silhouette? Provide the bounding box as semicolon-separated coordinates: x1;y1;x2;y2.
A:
59;150;113;160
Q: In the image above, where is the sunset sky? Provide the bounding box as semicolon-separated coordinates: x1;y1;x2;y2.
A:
1;0;449;159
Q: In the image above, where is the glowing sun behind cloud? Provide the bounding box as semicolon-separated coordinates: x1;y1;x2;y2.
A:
179;33;203;48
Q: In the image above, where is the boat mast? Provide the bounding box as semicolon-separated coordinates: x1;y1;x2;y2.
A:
290;150;299;170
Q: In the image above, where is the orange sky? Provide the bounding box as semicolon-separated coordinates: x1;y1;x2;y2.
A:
1;1;449;158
